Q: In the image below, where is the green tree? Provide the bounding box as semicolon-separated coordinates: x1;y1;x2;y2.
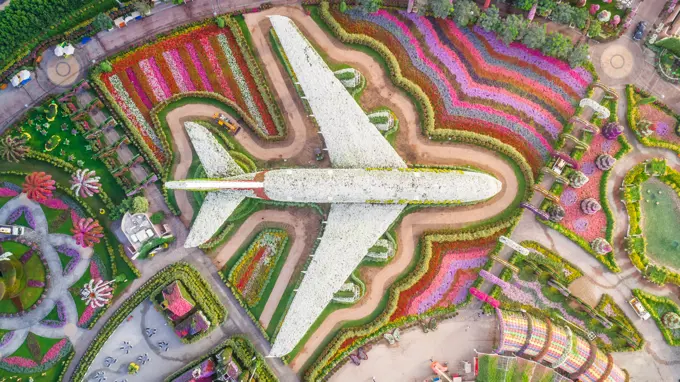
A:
522;24;547;49
93;13;113;32
537;0;556;17
477;5;501;31
552;3;573;25
216;16;226;28
587;20;602;38
497;14;527;45
340;0;348;13
150;211;165;224
100;61;113;73
543;32;572;59
131;196;149;214
515;0;535;11
172;0;185;4
133;0;152;16
568;43;589;67
451;0;480;26
429;0;452;18
571;7;589;30
360;0;382;14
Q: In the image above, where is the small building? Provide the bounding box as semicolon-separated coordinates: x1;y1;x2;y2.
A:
121;212;161;259
171;358;216;382
174;310;211;339
159;281;195;321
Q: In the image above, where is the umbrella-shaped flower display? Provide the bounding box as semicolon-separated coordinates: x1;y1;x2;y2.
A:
70;169;101;198
80;279;113;308
22;172;56;202
71;217;104;248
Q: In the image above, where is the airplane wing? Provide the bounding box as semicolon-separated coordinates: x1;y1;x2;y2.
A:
184;191;245;248
269;203;405;357
269;15;406;169
185;121;244;178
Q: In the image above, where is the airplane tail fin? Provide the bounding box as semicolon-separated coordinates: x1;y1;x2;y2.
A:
184;121;244;178
185;191;245;248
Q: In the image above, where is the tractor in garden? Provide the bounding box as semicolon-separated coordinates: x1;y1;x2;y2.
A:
212;113;240;135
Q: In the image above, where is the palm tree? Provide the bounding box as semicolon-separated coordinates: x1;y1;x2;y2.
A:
0;135;28;162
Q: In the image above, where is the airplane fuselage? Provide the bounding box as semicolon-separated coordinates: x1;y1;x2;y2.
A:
165;168;501;204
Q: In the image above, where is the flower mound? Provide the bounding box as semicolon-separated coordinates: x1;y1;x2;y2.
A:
22;172;56;202
0;135;28;162
70;168;101;198
71;217;104;248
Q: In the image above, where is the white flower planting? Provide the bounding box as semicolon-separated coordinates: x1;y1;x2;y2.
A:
80;279;113;308
270;203;404;356
70;168;101;198
334;68;361;88
332;282;361;304
269;15;406;169
365;238;394;261
263;168;501;203
367;110;394;132
184;191;246;247
184;122;244;178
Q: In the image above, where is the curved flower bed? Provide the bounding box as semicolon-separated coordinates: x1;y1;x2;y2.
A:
95;19;285;168
0;338;72;374
333;8;594;168
227;229;288;307
626;84;680;154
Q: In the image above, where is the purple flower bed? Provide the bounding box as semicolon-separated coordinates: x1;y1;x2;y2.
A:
656;122;671;136
27;279;44;288
7;206;35;229
581;162;596;176
480;269;511;290
1;181;22;192
0;331;14;347
561;189;578;206
509;278;586;327
39;319;65;328
574;218;589;233
56;245;80;276
19;249;34;264
415;256;487;313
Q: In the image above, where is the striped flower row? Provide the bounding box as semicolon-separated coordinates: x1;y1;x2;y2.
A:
163;49;196;92
351;10;552;159
109;75;164;154
216;34;266;132
139;57;171;102
199;37;234;100
186;42;213;92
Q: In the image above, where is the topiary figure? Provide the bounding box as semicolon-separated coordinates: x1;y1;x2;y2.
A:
0;135;28;163
591;237;612;254
581;198;601;214
131;196;149;214
601;122;623;139
71;218;104;248
569;171;589;188
547;203;566;223
70;169;101;198
595;154;616;171
662;312;680;329
23;172;56;202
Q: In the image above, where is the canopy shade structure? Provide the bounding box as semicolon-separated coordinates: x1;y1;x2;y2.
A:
63;44;75;56
54;45;64;57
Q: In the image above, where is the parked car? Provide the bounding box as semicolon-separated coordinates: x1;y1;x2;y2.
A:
633;21;647;41
0;225;24;236
629;297;651;320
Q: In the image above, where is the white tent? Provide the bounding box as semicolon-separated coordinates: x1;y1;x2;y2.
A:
10;70;31;87
54;45;64;57
63;44;75;56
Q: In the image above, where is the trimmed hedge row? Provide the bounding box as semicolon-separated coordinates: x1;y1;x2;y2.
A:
520;240;583;285
632;289;680;346
164;336;277;382
626;84;680;155
318;1;536;188
622;159;680;286
303;214;518;381
70;262;226;381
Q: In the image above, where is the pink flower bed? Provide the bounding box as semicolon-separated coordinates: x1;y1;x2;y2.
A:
163;49;195;93
2;356;38;368
139;58;170;102
186;42;214;92
0;187;19;197
78;305;95;327
41;339;68;364
199;37;235;100
407;247;490;314
40;198;69;210
639;104;680;145
559;134;620;242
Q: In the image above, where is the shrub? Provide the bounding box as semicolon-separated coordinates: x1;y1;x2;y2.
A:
131;196;149;214
93;13;114;32
150;211;165;224
656;37;680;57
99;61;113;73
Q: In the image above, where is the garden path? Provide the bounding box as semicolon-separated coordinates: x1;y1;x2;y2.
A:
0;195;90;354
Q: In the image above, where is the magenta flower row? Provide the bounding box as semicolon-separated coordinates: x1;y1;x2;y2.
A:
139;58;170;102
186;42;214;92
199;37;235;100
125;67;153;109
163;49;195;93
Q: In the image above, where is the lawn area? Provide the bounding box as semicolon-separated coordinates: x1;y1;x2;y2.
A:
641;178;680;271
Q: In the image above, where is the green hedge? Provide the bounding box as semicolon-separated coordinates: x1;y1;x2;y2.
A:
70;262;226;380
621;159;680;287
164;336;277;382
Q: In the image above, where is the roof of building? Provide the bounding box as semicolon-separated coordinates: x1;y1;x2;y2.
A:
174;310;211;338
162;281;195;320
